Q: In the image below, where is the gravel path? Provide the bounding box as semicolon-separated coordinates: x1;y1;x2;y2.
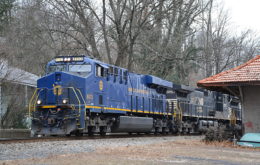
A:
0;135;202;161
2;135;259;165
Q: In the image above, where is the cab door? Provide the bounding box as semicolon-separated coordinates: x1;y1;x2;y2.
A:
95;63;108;111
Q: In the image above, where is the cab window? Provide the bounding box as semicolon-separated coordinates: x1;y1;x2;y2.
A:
96;64;107;77
47;65;67;74
69;64;91;72
69;64;92;77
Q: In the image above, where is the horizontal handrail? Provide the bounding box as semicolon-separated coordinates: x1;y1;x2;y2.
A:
28;87;86;117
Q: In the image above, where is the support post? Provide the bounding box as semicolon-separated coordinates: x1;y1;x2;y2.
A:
0;84;2;129
25;85;28;107
238;86;244;134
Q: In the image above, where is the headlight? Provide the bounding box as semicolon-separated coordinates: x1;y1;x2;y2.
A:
64;57;71;62
37;100;42;105
62;99;68;104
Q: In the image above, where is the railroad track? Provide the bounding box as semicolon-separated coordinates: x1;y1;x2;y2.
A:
0;133;201;144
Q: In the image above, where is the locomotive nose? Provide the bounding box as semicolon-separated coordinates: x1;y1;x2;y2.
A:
37;71;86;105
38;71;85;88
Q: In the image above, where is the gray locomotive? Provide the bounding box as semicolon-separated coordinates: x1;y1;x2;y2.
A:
166;83;242;137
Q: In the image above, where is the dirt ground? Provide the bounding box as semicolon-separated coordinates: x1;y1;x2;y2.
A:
1;139;260;165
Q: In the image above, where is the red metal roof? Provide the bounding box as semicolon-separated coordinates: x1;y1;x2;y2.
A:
197;55;260;87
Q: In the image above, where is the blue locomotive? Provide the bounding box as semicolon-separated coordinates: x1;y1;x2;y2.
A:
29;56;173;136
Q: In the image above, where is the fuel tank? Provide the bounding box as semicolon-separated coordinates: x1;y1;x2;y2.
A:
112;116;153;132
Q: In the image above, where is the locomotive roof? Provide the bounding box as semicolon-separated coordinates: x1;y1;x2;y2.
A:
172;83;194;93
50;55;172;88
50;55;126;70
144;75;172;88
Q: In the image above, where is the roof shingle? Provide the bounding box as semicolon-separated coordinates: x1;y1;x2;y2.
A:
197;55;260;87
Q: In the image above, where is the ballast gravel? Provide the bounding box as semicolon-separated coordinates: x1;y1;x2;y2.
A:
0;135;201;161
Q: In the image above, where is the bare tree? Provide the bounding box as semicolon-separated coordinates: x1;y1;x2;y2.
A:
107;0;161;69
5;0;259;85
198;1;260;78
136;0;207;83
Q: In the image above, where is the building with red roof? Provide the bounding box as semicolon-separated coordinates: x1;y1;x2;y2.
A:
197;55;260;133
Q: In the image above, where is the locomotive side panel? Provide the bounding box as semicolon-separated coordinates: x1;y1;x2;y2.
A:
31;56;173;136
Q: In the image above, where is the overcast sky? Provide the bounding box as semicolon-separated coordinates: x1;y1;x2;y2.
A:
224;0;260;33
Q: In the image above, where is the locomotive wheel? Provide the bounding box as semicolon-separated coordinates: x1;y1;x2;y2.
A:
161;128;166;135
66;133;71;137
100;127;107;136
154;128;160;135
100;131;106;136
75;131;83;137
88;127;94;136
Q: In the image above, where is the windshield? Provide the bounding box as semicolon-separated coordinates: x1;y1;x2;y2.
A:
69;64;92;77
47;65;67;74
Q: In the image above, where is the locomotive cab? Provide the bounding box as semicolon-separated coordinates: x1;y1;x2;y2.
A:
30;56;94;136
46;56;92;77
